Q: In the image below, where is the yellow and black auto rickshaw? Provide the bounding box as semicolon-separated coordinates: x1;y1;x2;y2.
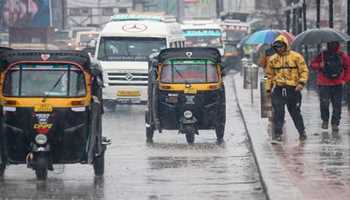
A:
146;47;226;144
0;49;108;180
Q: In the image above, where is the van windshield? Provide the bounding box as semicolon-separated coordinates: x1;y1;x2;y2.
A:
3;64;86;97
160;60;219;84
98;37;166;61
183;29;223;48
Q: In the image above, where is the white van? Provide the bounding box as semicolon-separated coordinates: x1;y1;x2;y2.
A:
181;20;225;56
95;14;185;106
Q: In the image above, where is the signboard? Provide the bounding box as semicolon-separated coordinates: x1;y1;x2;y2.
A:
0;0;51;29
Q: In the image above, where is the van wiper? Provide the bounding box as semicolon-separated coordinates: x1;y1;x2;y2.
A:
42;72;66;102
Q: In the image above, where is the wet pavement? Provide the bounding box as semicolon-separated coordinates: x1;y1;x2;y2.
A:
0;73;267;200
234;72;350;200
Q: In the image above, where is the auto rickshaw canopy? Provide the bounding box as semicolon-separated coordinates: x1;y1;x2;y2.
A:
0;50;94;72
157;47;221;64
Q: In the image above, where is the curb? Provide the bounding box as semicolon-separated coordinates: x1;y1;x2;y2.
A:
232;73;304;200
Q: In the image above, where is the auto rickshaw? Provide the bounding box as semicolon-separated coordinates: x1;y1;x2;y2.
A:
146;47;226;144
0;49;108;180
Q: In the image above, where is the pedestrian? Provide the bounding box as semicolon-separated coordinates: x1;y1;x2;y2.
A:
310;41;350;131
265;36;309;142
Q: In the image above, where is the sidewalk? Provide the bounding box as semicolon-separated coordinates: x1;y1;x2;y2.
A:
232;72;350;200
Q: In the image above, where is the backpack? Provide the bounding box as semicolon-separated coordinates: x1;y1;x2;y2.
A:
322;51;343;79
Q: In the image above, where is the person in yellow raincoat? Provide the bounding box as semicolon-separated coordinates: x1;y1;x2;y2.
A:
265;35;309;142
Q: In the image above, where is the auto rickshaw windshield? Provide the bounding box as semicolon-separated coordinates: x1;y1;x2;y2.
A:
160;59;219;83
3;64;86;97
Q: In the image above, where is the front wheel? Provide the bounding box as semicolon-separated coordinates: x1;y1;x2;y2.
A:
185;133;195;144
93;152;105;176
184;125;196;144
35;156;48;180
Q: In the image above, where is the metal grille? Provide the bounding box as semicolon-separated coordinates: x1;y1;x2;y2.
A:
106;71;148;86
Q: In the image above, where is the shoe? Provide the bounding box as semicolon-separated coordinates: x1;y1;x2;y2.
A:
321;121;328;129
299;133;307;141
271;134;282;143
331;124;339;132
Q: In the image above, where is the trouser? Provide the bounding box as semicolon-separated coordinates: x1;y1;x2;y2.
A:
319;85;343;126
272;86;305;135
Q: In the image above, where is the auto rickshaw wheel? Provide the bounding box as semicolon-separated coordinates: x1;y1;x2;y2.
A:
93;152;105;176
146;127;154;144
215;125;225;144
185;133;195;144
0;163;5;177
35;156;48;180
145;111;154;143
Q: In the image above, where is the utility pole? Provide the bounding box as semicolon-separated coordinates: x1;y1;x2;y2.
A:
316;0;321;28
348;0;350;54
302;0;307;31
286;10;291;32
62;0;66;29
329;0;334;28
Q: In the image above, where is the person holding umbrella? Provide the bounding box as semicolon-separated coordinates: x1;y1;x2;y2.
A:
310;41;350;132
265;36;309;142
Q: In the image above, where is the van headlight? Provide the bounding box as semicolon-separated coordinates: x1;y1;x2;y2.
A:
35;134;48;145
184;110;193;119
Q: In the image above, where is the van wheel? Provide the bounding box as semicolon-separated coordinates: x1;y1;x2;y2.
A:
104;101;116;112
35;156;48;180
0;163;5;177
93;152;105;176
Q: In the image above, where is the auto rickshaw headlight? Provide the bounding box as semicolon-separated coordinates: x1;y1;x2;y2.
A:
184;110;193;119
35;134;48;145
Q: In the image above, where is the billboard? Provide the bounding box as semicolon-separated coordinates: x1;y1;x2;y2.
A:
0;0;50;30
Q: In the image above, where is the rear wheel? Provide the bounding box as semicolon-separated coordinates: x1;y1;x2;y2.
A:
146;127;154;144
35;156;48;180
0;163;5;177
145;111;154;143
93;152;105;176
215;125;225;144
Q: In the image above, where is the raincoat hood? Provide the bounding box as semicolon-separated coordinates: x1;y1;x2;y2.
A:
272;35;290;54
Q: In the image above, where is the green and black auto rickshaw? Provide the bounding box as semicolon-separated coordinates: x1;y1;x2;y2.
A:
0;49;108;180
146;47;226;144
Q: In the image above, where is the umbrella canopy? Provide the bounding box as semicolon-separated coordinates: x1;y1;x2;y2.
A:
245;29;295;45
245;30;280;44
291;28;350;51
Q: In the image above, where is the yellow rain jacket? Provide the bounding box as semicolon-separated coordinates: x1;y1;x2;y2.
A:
265;35;309;91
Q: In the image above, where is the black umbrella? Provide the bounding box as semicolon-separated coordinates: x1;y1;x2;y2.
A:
291;28;350;51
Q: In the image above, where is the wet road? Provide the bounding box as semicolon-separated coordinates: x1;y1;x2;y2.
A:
0;74;267;200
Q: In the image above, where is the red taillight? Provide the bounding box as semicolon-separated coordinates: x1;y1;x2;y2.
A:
71;100;85;106
5;100;17;105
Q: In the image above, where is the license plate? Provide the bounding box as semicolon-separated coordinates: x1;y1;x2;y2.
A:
34;104;53;112
117;90;141;97
184;88;197;94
